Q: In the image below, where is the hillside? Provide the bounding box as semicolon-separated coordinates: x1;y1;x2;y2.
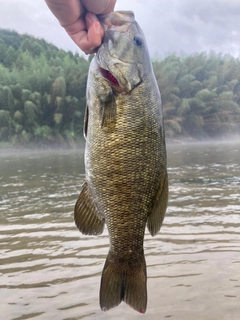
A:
0;29;89;147
0;29;240;147
154;53;240;139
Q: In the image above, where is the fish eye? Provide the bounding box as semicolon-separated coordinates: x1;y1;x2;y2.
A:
133;36;143;47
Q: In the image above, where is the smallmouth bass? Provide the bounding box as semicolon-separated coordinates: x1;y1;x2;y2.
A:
74;11;168;314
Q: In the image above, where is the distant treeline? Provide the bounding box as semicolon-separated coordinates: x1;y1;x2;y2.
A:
0;29;240;147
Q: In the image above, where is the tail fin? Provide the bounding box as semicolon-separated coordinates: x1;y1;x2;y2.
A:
100;251;147;313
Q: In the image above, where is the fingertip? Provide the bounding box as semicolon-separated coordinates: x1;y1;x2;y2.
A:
88;21;104;46
85;13;103;37
78;23;102;54
94;21;102;36
70;14;104;54
85;12;100;32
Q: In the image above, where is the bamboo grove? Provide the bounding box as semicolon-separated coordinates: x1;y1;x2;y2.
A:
0;29;240;147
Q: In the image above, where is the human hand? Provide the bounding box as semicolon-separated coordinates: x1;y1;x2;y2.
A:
45;0;116;54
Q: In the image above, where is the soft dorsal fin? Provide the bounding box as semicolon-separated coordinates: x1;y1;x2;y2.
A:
147;174;168;236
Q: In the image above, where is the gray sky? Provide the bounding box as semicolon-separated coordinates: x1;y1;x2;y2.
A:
1;0;240;58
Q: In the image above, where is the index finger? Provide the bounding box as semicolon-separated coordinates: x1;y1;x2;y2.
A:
65;13;104;54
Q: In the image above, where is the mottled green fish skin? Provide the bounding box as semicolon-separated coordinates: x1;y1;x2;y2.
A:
74;11;168;314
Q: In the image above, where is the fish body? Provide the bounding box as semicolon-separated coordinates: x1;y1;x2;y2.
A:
74;11;168;313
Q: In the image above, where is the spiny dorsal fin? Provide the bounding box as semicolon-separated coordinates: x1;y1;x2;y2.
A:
83;105;89;139
74;181;105;235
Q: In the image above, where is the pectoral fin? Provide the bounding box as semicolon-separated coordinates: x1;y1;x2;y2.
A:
147;174;168;236
99;92;117;129
74;181;105;235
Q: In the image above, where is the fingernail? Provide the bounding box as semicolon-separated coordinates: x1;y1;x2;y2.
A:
94;21;101;35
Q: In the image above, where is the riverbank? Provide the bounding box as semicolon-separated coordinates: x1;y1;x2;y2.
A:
1;134;240;153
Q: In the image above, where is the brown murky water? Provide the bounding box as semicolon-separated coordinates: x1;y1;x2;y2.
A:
0;141;240;320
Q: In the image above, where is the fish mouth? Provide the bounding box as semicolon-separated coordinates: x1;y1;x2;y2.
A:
99;67;120;87
98;66;140;94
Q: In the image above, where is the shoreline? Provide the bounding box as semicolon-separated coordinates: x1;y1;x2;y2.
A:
1;135;239;153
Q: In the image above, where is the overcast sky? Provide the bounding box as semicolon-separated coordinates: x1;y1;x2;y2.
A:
1;0;240;58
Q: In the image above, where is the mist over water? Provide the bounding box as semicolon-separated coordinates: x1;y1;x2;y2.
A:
0;141;240;320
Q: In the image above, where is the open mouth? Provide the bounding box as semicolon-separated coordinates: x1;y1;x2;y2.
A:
99;67;120;86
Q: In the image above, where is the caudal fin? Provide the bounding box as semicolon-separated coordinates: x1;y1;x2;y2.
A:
100;251;147;313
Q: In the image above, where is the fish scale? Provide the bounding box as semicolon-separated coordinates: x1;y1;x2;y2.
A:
74;11;168;313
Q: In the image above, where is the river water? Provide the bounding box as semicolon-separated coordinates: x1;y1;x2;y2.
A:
0;141;240;320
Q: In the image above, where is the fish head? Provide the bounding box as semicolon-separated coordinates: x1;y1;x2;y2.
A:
96;11;150;93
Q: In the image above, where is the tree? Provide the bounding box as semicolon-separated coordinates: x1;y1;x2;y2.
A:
3;46;17;68
1;28;240;146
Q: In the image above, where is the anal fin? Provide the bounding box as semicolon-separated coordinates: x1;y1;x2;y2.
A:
74;181;105;235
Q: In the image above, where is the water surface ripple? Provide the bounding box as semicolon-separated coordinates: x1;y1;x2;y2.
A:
0;142;240;320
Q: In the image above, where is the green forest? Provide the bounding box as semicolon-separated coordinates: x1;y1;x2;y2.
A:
0;29;240;147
